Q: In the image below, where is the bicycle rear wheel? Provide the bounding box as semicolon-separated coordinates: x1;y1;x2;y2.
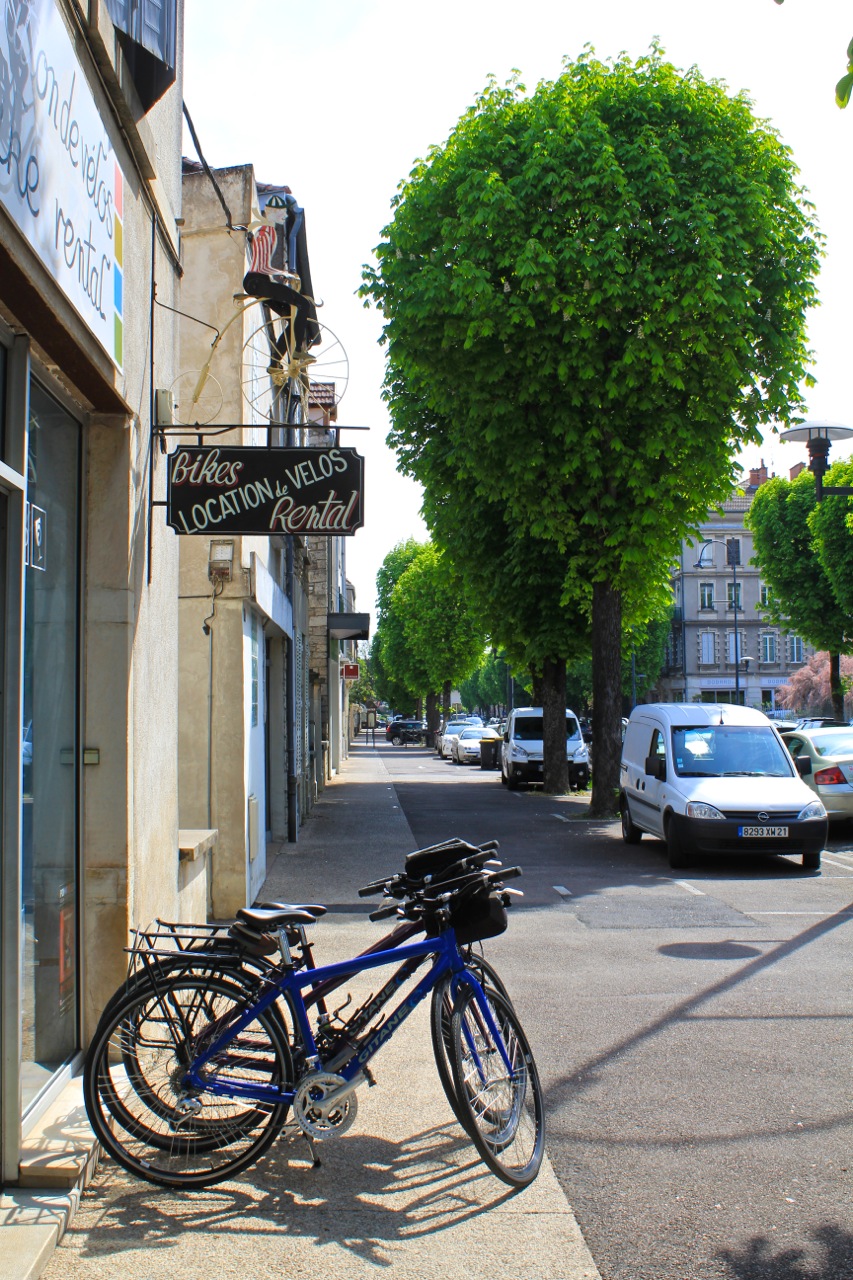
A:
449;985;544;1187
430;954;511;1132
84;975;292;1188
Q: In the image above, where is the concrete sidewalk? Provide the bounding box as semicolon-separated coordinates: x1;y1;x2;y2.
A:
41;741;601;1280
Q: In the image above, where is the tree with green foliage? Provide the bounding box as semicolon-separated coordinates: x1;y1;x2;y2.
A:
416;447;594;791
391;544;486;730
809;460;853;618
363;46;821;814
372;539;428;713
745;469;853;718
460;651;511;716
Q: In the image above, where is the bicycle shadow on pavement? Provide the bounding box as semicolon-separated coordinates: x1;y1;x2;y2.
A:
717;1223;853;1280
50;1122;519;1272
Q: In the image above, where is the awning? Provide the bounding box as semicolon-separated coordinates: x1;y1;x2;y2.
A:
328;612;370;640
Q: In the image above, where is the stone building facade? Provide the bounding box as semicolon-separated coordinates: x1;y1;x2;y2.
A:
657;464;814;708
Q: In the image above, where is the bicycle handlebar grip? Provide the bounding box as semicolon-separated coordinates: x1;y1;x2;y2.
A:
358;875;398;897
493;865;522;881
369;902;400;921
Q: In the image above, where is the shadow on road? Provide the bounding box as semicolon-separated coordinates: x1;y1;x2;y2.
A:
718;1224;853;1279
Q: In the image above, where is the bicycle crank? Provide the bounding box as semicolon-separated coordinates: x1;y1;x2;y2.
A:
293;1071;358;1139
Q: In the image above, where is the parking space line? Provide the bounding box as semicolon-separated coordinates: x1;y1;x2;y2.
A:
673;879;705;896
552;813;570;823
751;910;853;916
822;855;853;871
553;884;573;898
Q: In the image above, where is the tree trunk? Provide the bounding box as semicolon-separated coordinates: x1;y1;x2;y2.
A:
829;651;844;720
442;679;452;718
425;691;439;737
590;581;622;818
531;669;545;706
542;657;568;794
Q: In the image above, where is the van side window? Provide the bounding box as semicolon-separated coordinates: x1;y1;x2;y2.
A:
650;729;666;759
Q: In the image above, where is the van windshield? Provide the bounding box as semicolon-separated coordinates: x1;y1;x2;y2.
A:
513;715;580;741
671;726;793;778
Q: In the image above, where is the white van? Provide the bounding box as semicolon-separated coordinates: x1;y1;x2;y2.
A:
619;703;827;871
501;707;589;790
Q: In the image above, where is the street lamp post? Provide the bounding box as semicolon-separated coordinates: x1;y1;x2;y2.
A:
779;421;853;500
695;538;746;704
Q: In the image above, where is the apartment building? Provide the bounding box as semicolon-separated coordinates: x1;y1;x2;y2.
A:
657;463;813;708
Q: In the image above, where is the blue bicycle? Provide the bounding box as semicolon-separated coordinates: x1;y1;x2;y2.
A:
84;840;545;1190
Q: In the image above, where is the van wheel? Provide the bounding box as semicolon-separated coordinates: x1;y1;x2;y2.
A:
500;767;508;785
802;850;821;871
506;772;520;790
620;796;642;845
666;817;690;870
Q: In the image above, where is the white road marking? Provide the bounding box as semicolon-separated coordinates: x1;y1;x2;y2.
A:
751;911;853;916
673;879;705;896
821;855;853;871
552;813;570;823
553;884;573;898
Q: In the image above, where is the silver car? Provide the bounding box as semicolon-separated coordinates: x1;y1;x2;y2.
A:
782;726;853;822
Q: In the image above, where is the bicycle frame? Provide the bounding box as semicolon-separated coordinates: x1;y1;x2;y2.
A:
182;928;513;1106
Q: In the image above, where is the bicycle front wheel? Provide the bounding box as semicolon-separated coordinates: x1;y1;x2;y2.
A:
84;975;292;1188
430;955;512;1133
449;985;545;1187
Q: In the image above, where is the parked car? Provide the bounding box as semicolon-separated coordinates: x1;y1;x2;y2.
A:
386;719;426;745
500;707;590;790
780;725;853;823
453;726;501;765
437;720;470;758
620;703;827;870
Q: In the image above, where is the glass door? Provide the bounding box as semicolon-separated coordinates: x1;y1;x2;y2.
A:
21;383;81;1109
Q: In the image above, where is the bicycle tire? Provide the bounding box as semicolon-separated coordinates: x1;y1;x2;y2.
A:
430;953;511;1132
84;974;293;1188
449;985;545;1187
117;973;290;1150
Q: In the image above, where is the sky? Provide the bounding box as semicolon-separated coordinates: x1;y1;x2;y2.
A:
182;0;853;628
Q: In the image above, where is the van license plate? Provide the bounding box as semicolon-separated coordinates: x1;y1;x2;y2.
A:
738;826;788;838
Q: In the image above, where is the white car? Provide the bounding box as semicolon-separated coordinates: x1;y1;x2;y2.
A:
454;726;500;764
500;707;590;790
620;703;827;871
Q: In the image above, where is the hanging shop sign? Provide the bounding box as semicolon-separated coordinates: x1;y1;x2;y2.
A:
167;445;365;536
0;0;125;368
342;663;360;680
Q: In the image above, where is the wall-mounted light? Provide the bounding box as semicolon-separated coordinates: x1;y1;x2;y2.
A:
208;539;234;583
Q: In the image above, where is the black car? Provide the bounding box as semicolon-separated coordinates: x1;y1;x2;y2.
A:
386;719;426;745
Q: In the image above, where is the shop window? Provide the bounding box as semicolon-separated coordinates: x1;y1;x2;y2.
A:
105;0;177;110
22;384;81;1107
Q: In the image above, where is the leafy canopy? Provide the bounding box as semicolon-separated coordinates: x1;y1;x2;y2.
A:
363;46;823;599
745;470;853;653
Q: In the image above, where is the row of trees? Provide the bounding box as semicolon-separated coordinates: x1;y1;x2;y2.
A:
747;461;853;718
362;46;822;815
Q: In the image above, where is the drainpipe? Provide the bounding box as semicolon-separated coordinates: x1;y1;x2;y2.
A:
286;537;298;842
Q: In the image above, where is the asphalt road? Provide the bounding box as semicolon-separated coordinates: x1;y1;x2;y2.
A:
379;738;853;1280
